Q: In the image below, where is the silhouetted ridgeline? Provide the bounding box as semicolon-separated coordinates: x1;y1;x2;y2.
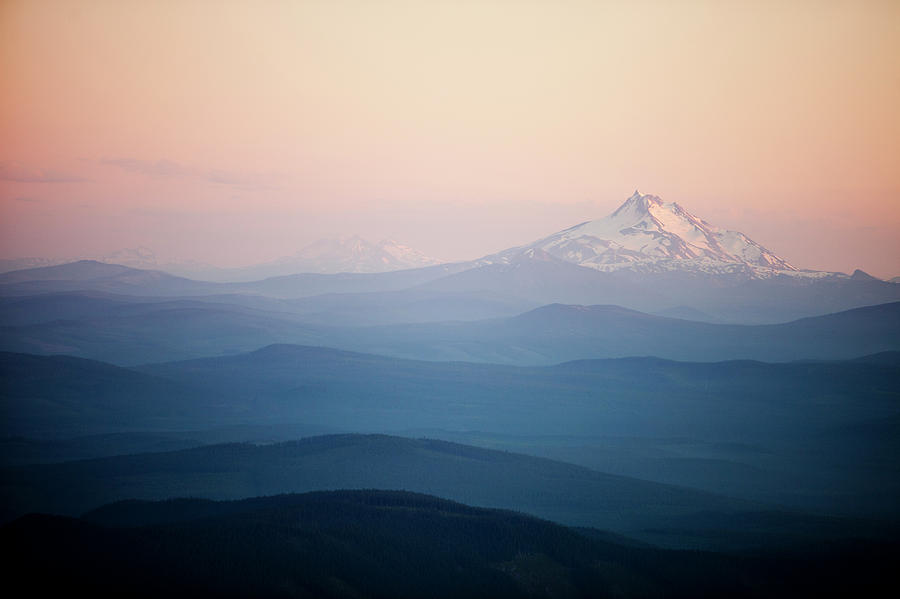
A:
3;346;898;441
2;258;899;326
5;434;898;553
3;348;898;518
1;261;898;596
3;490;898;599
0;434;754;544
1;259;898;365
2;294;898;365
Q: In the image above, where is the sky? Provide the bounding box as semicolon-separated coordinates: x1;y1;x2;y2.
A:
1;0;899;277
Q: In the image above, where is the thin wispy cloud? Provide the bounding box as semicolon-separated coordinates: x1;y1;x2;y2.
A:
101;158;279;189
0;162;86;183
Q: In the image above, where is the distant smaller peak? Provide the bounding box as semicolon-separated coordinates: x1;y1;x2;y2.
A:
850;269;881;282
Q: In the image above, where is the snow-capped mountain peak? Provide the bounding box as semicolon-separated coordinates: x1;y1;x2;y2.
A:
273;236;441;274
97;246;160;269
489;191;798;277
611;189;664;218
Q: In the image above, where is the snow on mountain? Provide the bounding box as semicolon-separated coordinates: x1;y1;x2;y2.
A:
485;191;815;278
269;236;441;274
69;238;441;281
2;249;170;275
96;246;161;269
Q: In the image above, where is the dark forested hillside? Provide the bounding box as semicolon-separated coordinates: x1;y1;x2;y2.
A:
4;490;898;599
0;434;759;545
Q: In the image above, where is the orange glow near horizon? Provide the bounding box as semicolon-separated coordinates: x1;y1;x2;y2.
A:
1;0;899;276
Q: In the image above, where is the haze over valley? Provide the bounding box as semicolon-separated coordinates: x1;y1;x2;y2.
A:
4;185;900;599
2;1;899;596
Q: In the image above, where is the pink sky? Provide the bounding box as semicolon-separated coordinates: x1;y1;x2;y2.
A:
2;0;899;276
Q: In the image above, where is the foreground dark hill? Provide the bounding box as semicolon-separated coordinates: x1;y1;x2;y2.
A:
0;434;760;546
6;490;897;599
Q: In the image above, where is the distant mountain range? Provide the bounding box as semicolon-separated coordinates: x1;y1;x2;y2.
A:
3;191;898;596
160;236;443;281
0;257;61;273
0;237;442;281
2;191;897;326
4;191;897;282
2;257;898;326
268;235;441;274
1;285;897;365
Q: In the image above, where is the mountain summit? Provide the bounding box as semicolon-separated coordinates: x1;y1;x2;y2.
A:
271;236;441;274
491;191;798;277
